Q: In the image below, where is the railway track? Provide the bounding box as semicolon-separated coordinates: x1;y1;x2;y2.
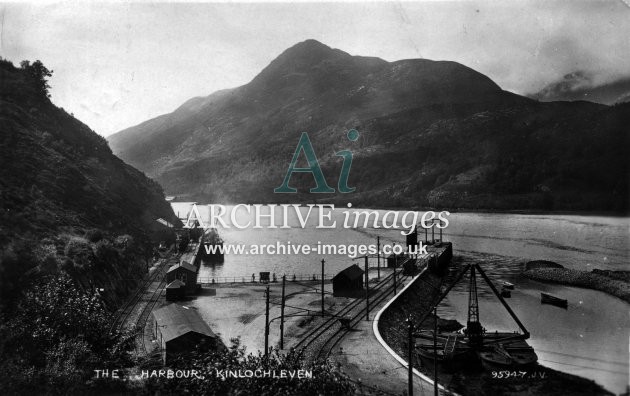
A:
135;265;169;355
295;258;420;362
108;250;178;334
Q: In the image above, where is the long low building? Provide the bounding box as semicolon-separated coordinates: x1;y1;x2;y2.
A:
153;304;224;363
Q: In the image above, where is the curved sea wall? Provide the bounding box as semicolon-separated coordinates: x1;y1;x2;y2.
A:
375;252;453;392
523;267;630;303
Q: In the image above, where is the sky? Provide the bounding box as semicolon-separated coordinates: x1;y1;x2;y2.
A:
1;0;629;137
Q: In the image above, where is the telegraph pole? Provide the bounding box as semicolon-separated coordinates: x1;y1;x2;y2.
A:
321;259;325;316
280;275;286;350
393;254;397;295
407;316;414;396
434;305;439;396
265;285;270;357
377;236;381;279
365;256;370;321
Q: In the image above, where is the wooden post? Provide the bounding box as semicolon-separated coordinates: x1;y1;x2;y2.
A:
434;305;439;396
265;285;270;357
408;316;414;396
280;275;286;350
321;259;325;316
365;256;369;321
393;255;397;295
377;236;381;279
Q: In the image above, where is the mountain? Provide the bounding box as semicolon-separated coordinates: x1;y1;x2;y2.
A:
108;40;629;212
530;71;630;105
0;59;180;305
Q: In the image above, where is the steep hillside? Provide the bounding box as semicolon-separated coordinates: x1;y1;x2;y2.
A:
109;40;629;212
0;59;180;306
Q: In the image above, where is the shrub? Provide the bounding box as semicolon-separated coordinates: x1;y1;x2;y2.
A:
64;236;94;271
143;338;354;396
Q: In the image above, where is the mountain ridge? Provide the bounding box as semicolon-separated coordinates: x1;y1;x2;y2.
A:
108;40;628;212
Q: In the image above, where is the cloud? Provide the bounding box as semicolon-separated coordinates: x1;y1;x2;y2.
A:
2;1;629;136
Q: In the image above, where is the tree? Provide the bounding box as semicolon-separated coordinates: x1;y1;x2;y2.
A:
0;274;134;394
20;59;53;97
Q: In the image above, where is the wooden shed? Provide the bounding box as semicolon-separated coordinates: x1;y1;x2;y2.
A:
153;304;225;363
165;279;185;301
259;272;270;283
166;261;198;294
332;264;364;297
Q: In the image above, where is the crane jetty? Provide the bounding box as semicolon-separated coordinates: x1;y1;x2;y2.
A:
415;263;537;372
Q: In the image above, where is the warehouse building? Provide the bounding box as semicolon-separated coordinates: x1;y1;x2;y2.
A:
153;304;224;363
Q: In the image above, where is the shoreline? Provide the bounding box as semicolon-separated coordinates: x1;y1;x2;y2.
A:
166;197;629;218
523;267;630;303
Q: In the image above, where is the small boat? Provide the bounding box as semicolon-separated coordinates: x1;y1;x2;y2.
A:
500;287;511;298
501;281;515;290
541;292;567;308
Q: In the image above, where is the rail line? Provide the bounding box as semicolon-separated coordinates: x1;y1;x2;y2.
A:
295;257;419;361
136;266;169;356
108;250;178;334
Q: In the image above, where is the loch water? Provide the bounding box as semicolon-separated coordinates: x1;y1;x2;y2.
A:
185;205;628;393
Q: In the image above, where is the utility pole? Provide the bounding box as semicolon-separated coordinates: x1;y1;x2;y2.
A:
160;331;163;364
434;305;439;396
393;254;397;295
321;259;325;316
365;256;370;321
407;316;414;396
265;285;270;357
377;236;381;279
280;275;286;350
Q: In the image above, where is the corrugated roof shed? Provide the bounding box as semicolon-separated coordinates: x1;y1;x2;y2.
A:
167;261;197;274
334;264;364;281
153;304;217;342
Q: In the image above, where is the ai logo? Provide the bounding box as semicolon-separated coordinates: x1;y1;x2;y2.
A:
274;129;359;193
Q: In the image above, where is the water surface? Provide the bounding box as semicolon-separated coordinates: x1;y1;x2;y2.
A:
177;205;628;393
